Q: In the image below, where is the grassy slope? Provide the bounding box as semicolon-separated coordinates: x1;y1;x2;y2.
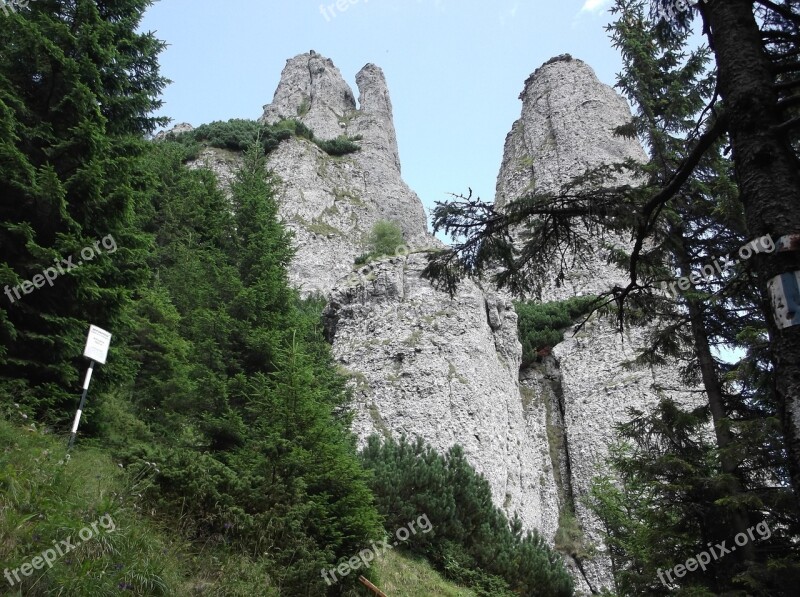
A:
371;549;477;597
0;416;473;596
0;416;279;596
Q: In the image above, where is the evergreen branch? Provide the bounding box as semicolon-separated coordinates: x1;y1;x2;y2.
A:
628;111;729;289
754;0;800;27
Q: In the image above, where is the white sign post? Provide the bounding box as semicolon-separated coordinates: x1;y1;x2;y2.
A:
67;325;112;451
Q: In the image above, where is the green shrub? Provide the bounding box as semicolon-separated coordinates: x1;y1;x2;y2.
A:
353;221;406;265
273;117;314;141
164;118;360;158
315;134;362;156
360;435;574;597
371;220;405;258
514;295;599;365
183;118;262;151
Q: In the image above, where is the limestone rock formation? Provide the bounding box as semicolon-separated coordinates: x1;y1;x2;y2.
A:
181;51;432;296
181;50;702;595
323;253;562;544
496;53;648;302
496;54;701;593
259;52;429;294
496;54;647;211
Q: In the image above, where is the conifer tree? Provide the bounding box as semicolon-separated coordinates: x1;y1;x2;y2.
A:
123;139;384;594
421;0;800;592
361;435;574;596
0;0;167;420
648;0;800;503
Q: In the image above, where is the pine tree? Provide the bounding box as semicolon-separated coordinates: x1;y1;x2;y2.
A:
649;0;800;505
421;0;800;592
0;0;168;421
124;139;384;594
227;144;295;376
360;435;574;596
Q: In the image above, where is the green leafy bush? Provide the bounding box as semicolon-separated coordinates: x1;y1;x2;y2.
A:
353;252;373;266
355;220;405;265
514;295;599;366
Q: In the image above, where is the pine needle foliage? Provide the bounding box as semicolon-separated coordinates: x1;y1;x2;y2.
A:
361;435;574;597
514;295;600;366
165;117;361;158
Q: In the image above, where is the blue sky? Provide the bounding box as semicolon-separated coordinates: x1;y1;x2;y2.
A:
139;0;619;221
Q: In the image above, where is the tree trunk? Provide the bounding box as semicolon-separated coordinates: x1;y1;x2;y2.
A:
676;230;756;562
703;0;800;508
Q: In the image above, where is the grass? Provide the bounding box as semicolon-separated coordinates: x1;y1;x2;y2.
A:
0;416;281;596
0;416;179;595
372;549;477;597
0;415;471;596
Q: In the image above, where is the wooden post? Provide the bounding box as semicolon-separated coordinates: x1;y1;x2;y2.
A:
358;575;388;597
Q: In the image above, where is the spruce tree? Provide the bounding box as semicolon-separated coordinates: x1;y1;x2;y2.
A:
651;0;800;505
0;0;167;421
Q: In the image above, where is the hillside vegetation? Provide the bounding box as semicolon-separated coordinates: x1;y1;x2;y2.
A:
0;2;573;595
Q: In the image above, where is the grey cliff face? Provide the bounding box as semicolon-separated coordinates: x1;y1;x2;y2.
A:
323;254;561;543
496;55;702;593
260;50;358;142
496;54;647;211
266;51;684;593
185;51;701;595
259;51;430;295
496;53;648;303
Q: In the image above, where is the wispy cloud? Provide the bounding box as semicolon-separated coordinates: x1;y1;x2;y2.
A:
579;0;612;13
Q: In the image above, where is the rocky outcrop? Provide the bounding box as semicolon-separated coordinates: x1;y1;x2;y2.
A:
322;254;561;541
259;52;429;295
495;54;702;593
274;51;699;593
495;53;648;303
180;50;703;595
496;54;647;211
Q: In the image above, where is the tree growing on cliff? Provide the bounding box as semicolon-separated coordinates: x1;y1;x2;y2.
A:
422;0;800;509
421;0;800;591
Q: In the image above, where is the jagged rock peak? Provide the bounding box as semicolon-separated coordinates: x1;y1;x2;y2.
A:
260;51;401;171
495;54;646;210
153;122;193;140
